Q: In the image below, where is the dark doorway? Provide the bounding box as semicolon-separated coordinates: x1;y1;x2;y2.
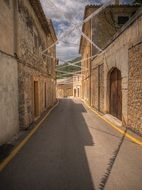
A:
77;88;80;97
109;68;122;120
74;89;76;97
34;81;39;118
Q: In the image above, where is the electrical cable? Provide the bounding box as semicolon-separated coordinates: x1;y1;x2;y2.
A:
42;0;114;54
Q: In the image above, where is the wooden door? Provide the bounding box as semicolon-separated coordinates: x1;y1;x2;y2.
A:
34;81;39;117
110;68;122;120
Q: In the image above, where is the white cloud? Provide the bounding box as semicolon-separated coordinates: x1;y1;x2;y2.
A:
40;0;102;62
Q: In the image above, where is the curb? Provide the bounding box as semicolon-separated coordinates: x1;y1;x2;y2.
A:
80;98;142;147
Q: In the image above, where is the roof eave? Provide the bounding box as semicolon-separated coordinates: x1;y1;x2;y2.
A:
48;19;58;43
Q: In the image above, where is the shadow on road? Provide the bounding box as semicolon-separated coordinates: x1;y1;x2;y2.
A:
0;98;95;190
98;127;127;190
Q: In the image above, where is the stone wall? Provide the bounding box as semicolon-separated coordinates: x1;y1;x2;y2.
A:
90;10;142;132
91;67;98;109
128;42;142;134
73;75;82;98
91;5;140;55
0;51;19;144
99;64;104;112
17;0;57;128
103;41;129;123
0;0;14;55
81;5;141;108
18;62;55;128
0;0;57;143
81;51;91;104
17;0;47;57
91;58;104;112
57;84;73;98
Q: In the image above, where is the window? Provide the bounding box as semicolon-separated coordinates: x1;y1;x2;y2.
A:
47;54;52;75
118;16;129;25
4;0;10;8
26;17;33;33
33;32;42;49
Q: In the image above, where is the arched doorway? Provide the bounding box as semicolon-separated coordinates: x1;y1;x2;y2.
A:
109;68;122;120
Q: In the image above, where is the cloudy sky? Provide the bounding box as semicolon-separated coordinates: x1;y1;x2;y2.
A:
40;0;131;63
40;0;103;63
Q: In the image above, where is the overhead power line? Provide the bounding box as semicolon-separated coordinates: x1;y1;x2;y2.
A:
42;0;114;54
58;54;97;69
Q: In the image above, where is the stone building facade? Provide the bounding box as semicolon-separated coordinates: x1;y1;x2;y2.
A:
17;0;57;128
0;0;19;144
57;78;73;98
80;4;140;105
0;0;57;144
57;84;73;98
128;30;142;134
80;4;142;134
73;74;82;98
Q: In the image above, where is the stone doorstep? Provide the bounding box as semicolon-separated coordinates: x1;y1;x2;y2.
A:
103;114;142;143
82;99;142;144
103;114;122;127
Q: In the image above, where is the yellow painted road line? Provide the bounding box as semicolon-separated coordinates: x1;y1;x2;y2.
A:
81;99;142;147
0;100;59;172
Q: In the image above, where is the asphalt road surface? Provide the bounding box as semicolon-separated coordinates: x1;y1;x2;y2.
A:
0;98;142;190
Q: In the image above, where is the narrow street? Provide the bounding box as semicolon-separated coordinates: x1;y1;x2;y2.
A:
0;98;142;190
